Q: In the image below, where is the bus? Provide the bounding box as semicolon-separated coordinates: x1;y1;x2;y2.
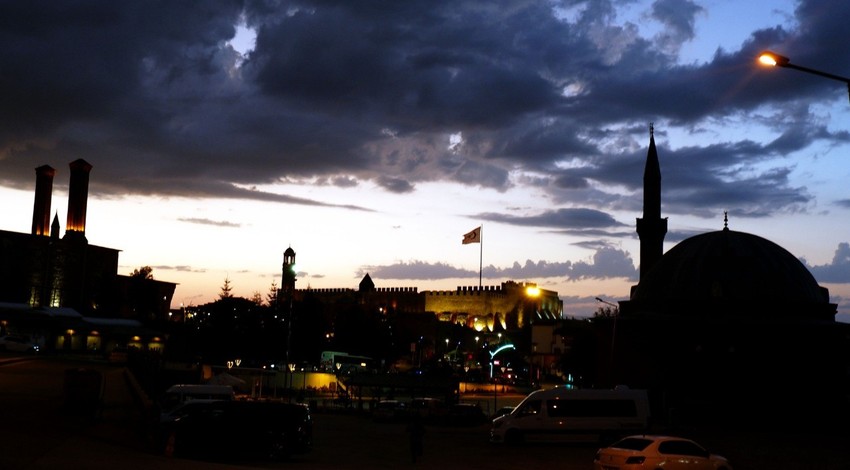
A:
320;351;374;373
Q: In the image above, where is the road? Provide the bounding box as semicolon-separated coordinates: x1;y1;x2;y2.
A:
1;355;848;469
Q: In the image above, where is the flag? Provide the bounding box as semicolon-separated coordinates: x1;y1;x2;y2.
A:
462;227;481;244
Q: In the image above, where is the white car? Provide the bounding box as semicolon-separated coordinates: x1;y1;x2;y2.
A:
593;435;732;470
0;335;40;353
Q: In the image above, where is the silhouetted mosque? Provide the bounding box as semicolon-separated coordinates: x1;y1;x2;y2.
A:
611;126;850;426
0;160;175;353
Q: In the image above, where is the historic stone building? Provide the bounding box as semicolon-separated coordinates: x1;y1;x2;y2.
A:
424;282;562;331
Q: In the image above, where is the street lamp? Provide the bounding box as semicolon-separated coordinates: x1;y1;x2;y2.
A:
595;297;619;386
758;51;850;103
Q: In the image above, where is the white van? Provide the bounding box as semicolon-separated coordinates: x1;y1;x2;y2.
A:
490;386;650;444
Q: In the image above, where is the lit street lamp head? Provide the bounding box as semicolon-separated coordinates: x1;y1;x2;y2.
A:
758;51;790;67
757;50;850;103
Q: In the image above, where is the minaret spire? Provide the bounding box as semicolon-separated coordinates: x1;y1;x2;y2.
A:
636;124;668;279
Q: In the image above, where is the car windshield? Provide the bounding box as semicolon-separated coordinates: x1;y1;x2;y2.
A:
610;437;653;451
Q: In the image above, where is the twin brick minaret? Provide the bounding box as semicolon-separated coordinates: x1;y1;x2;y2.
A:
30;159;92;242
636;125;667;279
31;165;56;237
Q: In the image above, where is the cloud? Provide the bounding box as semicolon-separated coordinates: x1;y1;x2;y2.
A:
562;247;638;282
0;0;848;220
357;261;474;280
152;265;206;273
803;243;850;283
477;208;627;229
650;0;705;54
376;176;415;194
178;218;241;228
359;246;637;282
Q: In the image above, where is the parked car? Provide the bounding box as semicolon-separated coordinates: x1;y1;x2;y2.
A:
161;400;312;461
443;403;489;426
593;435;733;470
372;400;408;422
159;384;235;414
409;397;447;423
159;399;225;424
0;335;39;353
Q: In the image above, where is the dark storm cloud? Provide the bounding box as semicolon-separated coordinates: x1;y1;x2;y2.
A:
476;208;626;229
376;176;415;194
1;0;849;220
556;135;817;219
650;0;704;53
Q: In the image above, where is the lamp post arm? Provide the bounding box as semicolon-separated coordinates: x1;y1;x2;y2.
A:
782;63;850;103
784;63;850;86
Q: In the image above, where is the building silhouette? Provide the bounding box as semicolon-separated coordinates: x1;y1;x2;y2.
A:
611;128;850;427
283;250;563;377
0;161;175;353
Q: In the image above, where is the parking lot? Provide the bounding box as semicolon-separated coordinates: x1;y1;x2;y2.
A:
1;356;848;469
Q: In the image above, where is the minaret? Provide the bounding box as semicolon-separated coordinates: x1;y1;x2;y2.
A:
636;124;667;279
31;165;55;236
64;159;92;242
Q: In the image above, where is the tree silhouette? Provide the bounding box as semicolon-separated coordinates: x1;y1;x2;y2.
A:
219;277;234;299
266;280;279;307
130;266;154;279
593;305;618;318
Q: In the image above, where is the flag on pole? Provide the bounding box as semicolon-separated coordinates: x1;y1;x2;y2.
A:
462;226;481;244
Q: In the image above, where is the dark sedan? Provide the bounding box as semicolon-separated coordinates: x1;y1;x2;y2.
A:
161;400;312;461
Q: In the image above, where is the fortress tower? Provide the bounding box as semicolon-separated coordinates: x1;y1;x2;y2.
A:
281;247;297;297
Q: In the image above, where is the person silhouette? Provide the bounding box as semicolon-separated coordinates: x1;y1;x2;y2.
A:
406;413;425;463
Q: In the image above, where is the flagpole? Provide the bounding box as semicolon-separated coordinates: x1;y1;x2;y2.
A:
479;225;483;289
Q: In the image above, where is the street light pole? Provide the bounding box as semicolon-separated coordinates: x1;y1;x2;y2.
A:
595;297;619;387
758;51;850;103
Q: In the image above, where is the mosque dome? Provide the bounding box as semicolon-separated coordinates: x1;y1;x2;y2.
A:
625;228;836;320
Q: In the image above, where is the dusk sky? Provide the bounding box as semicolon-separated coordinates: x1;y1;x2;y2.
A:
1;0;849;321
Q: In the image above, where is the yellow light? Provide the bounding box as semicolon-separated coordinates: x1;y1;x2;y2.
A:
526;286;541;297
759;54;777;66
758;51;789;67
